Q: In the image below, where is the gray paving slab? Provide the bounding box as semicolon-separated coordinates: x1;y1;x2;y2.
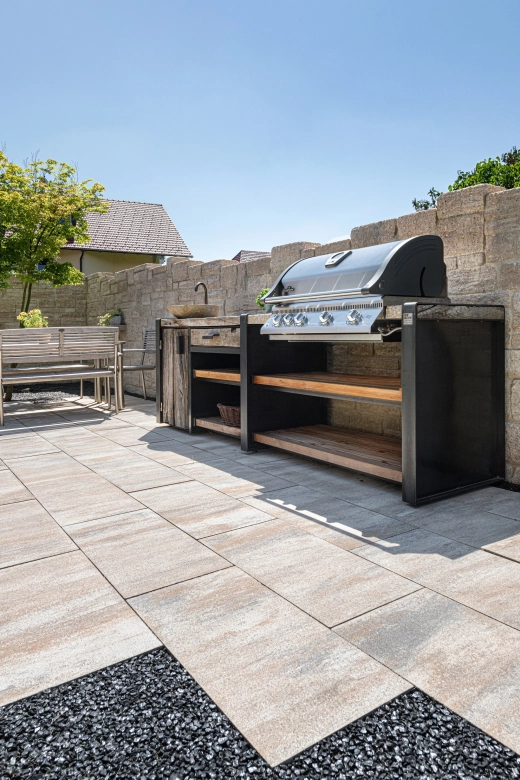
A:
205;520;420;627
174;458;297;498
0;551;159;706
0;499;77;569
8;452;143;526
0;433;60;460
128;441;200;467
484;531;520;563
130;567;410;767
335;589;520;756
240;485;415;551
68;508;231;598
403;503;520;548
353;527;520;630
232;450;295;467
88;425;172;447
255;459;390;502
0;469;34;505
73;450;192;492
38;425;126;457
131;481;273;538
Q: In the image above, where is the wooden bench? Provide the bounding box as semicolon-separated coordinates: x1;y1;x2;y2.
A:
0;326;121;425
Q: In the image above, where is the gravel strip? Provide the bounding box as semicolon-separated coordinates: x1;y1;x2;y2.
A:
8;382;151;405
1;648;518;779
10;382;95;404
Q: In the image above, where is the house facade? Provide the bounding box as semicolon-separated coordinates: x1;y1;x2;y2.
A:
60;199;191;275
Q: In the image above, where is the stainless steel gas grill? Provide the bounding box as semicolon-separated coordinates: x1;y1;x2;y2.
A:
237;235;505;505
261;235;446;341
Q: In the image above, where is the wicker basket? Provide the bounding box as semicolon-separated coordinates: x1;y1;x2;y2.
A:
217;403;241;428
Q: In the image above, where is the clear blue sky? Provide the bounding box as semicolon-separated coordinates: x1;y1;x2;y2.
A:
2;0;519;260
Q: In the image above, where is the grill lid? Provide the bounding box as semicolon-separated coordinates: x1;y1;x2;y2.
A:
264;235;445;304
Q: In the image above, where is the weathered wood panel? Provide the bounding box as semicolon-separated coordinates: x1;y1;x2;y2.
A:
174;329;189;429
161;328;175;426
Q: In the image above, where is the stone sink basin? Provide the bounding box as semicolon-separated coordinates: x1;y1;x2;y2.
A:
167;304;220;319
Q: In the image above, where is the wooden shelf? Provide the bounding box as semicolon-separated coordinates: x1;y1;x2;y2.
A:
253;372;401;404
254;424;402;482
195;416;240;437
193;368;240;384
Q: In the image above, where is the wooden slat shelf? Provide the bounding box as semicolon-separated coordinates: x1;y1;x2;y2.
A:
195;416;240;437
193;368;240;384
253;372;402;404
254;424;402;482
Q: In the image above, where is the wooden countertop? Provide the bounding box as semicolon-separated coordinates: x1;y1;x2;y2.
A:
160;313;270;327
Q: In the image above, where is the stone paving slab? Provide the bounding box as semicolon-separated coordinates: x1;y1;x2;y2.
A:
68;508;231;598
8;452;143;525
255;458;393;504
37;425;126;457
74;450;193;492
0;551;159;706
0;469;34;505
130;566;410;766
354;527;520;630
484;531;520;563
131;481;274;538
89;424;173;448
205;520;420;627
241;485;416;551
0;433;60;460
400;503;520;548
174;458;297;498
335;589;520;756
0;499;77;569
129;440;203;467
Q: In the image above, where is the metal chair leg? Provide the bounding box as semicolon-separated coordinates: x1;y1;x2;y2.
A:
141;370;147;400
80;379;83;399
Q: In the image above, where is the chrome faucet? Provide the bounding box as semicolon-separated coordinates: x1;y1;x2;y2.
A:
194;282;208;304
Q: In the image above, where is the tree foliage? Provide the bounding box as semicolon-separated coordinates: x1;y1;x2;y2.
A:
412;147;520;211
0;153;107;312
412;188;440;211
449;147;520;191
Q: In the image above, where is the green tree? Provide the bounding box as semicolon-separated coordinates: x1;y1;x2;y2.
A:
449;147;520;190
0;152;107;314
412;187;440;211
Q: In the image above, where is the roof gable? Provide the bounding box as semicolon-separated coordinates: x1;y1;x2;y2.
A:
64;200;191;256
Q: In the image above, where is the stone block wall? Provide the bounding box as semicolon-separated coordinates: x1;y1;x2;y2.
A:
2;183;520;478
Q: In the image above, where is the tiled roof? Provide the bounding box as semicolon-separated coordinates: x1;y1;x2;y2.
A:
63;200;191;256
231;250;271;263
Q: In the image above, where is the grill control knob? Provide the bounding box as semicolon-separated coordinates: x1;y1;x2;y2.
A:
271;314;283;327
319;311;334;326
282;313;294;326
347;309;363;325
293;313;308;327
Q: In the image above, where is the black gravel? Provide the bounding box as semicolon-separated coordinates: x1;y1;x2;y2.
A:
1;649;518;779
8;382;153;404
10;382;96;404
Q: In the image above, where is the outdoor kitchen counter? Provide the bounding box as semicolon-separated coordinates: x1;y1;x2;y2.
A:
160;314;270;328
